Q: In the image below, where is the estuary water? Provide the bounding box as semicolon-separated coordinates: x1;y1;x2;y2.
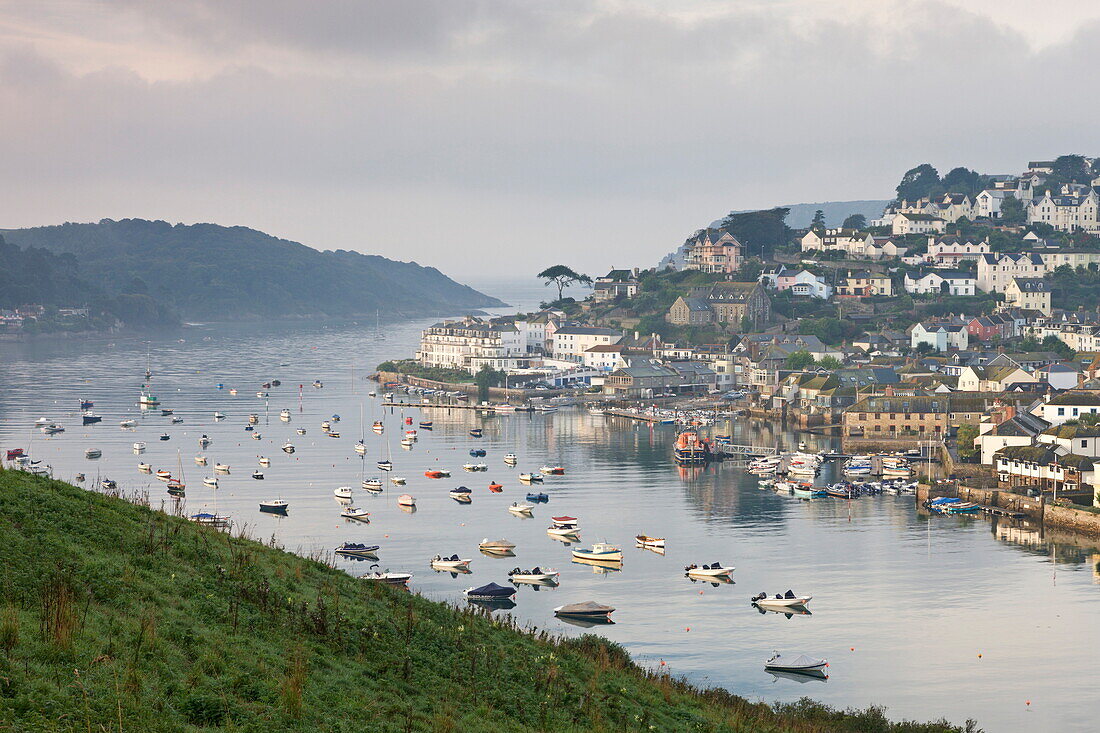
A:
1;290;1098;732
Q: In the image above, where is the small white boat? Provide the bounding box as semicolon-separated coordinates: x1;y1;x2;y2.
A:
753;592;812;608
634;535;665;549
229;388;238;395
202;476;219;488
508;502;535;515
155;469;172;482
333;486;353;499
400;437;415;447
479;538;516;553
341;505;370;521
296;428;306;436
764;652;827;674
390;476;406;485
282;441;295;454
279;409;291;421
137;462;152;473
258;456;271;466
359;571;411;585
430;555;472;571
213;411;226;420
248;414;259;424
685;563;735;578
397;494;416;507
508;568;559;584
214;463;231;473
503;453;517;463
194;455;208;466
132;442;146;452
321;421;331;431
198;435;212;447
571;542;622;562
84;448;102;459
354;442;367;455
377;460;393;472
119;419;137;428
362;478;383;490
251;470;265;480
518;473;543;483
34;417;50;427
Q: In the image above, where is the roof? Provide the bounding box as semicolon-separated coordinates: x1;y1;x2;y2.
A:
1046;391;1100;406
584;344;625;353
995;445;1096;470
848;395;988;414
555;326;622;336
899;213;944;222
1009;278;1049;292
1041;424;1100;439
678;296;712;312
966;365;1031;382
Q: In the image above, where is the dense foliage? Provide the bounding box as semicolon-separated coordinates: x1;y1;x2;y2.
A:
0;471;973;732
376;359;472;384
3;219;503;320
716;208;791;260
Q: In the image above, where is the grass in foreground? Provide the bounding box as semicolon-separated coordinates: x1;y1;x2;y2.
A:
0;470;977;731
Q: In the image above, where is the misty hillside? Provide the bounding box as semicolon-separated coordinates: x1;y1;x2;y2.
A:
1;219;505;320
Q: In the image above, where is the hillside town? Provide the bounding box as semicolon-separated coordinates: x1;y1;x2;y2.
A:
402;155;1100;507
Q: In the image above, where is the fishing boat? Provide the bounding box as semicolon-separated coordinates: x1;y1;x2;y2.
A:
202;476;218;488
251;470;264;480
752;591;812;608
464;583;516;600
508;502;534;515
488;482;503;492
553;601;614;622
571;542;623;562
341;506;370;521
333;486;354;499
362;478;383;491
431;555;472;571
685;562;735;578
137;462;152;472
673;428;710;465
259;499;288;515
82;413;102;425
397;494;416;507
508;567;559;584
479;538;516;554
194;455;207;466
119;419;137;428
214;463;230;473
634;535;665;549
335;542;378;558
139;388;159;407
764;653;827;674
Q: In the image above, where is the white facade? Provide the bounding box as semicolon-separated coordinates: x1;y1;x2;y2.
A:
977;253;1045;293
1027;188;1100;233
1037;397;1100;426
552;327;622;362
417;318;525;373
903;271;976;296
911;323;969;352
892;213;946;236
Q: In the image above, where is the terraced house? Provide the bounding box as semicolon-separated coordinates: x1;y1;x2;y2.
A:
842;394;989;438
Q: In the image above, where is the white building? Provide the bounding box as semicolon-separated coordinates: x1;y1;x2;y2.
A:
910;322;969;352
1027;186;1100;234
892;213;946;236
925;236;990;265
1036;392;1100;426
552;326;622;363
417;317;526;373
582;344;627;371
976;253;1045;293
903;270;976;296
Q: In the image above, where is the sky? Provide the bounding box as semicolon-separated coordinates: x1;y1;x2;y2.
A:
1;1;1098;281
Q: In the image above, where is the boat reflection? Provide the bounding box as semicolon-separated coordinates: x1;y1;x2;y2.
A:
767;669;827;684
686;575;734;587
572;558;623;574
399;504;417;514
480;548;517;559
754;604;812;618
556;614;615;629
431;567;472;577
511;577;559;589
467;596;516;612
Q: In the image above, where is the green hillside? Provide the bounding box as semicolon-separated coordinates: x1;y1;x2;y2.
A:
1;219;504;320
0;470;971;732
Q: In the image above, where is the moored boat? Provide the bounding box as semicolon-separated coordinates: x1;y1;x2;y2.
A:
464;582;516;600
259;499;289;515
634;535;665;549
479;538;516;553
571;542;622;562
554;601;614;622
685;562;735;578
764;652;827;674
335;542;378;558
674;428;709;465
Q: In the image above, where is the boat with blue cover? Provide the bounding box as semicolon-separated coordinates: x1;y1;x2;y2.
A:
526;492;549;502
464;582;516;599
469;449;487;457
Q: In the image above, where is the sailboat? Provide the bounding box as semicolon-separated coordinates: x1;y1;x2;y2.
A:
166;450;185;495
355;403;367;455
377;416;393;471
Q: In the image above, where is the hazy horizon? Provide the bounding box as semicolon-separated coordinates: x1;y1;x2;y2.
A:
2;1;1098;279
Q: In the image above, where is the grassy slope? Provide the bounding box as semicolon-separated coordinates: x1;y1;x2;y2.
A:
0;471;970;732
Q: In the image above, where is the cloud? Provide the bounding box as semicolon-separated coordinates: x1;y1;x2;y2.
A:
0;1;1098;277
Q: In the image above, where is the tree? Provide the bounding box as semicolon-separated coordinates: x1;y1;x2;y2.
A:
1040;334;1074;359
785;350;816;370
895;164;941;202
474;365;505;402
717;208;791;260
1000;194;1025;225
1051;154;1091;185
537;265;592;302
811;209;826;228
816;355;842;370
841;214;866;230
957;423;979;462
941;166;983;196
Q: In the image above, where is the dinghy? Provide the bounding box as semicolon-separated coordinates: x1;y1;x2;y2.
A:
214;463;230;473
251;470;264;480
752;591;812;608
764;653;827;674
634;535;665;549
202;477;218;488
335;542;378;558
553;601;614;622
194;455;208;466
508;502;534;515
684;562;735;578
137;462;152;472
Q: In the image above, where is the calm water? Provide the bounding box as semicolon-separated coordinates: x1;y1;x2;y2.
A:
2;301;1099;732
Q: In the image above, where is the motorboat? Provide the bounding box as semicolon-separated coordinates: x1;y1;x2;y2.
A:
525;492;549;502
194;455;208;466
635;535;665;549
341;506;370;521
553;601;615;622
449;487;473;502
752;591;812;608
547;516;580;538
82;413;103;425
312;380;323;389
251;432;263;441
229;388;238;395
360;570;411;585
397;494;416;507
424;470;447;479
155;469;172;481
214;463;231;473
282;441;295;454
431;555;471;571
248;414;259;425
503;453;517;463
119;419;137;428
159;433;171;441
33;417;50;427
400;437;415;447
137;462;152;473
335;542;378;558
279;409;292;421
519;473;543;483
363;478;383;490
198;435;212;447
258;456;271;466
462;463;479;472
75;473;85;482
259;499;288;515
84;448;102;459
540;466;565;475
469;449;487;458
508;502;534;515
100;479;117;490
508;567;560;584
251;470;264;480
571;543;623;562
464;583;516;600
41;423;65;435
488;482;503;493
390;476;406;485
764;653;827;675
333;486;353;499
295;428;306;435
685;562;735;578
479;538;516;554
202;477;218;488
372;421;384;434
